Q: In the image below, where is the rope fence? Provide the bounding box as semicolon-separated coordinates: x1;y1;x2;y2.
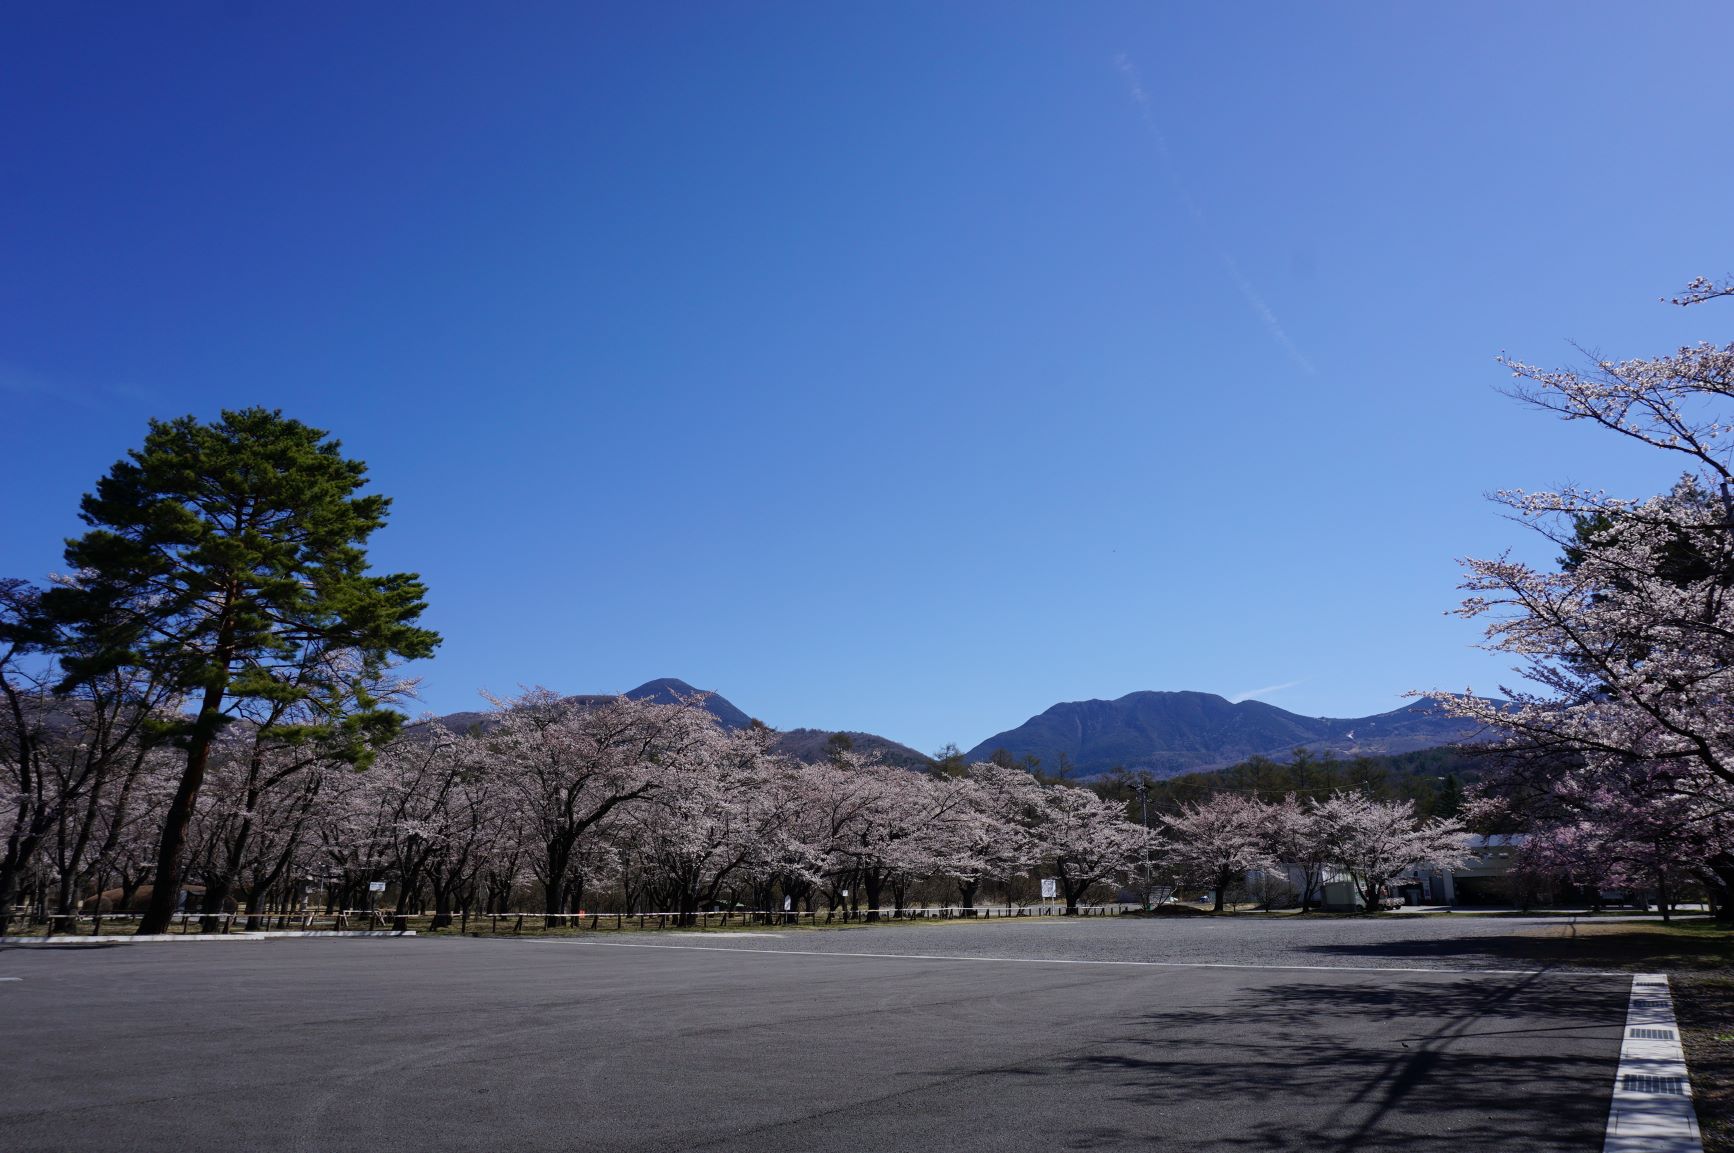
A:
7;902;1144;937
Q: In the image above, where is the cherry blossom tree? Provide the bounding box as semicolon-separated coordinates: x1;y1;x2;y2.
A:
1312;791;1467;911
486;688;714;926
630;723;793;926
0;578;179;934
1436;275;1734;914
927;767;1039;911
360;725;476;931
1027;780;1148;915
1268;794;1331;912
422;738;512;930
1163;793;1276;912
1510;770;1733;921
818;751;966;921
191;735;333;929
193;651;421;931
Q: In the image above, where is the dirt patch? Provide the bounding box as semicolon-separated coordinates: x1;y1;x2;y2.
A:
1508;920;1734;973
1122;904;1211;917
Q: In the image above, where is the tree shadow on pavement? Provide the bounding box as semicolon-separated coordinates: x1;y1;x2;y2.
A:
1036;974;1624;1152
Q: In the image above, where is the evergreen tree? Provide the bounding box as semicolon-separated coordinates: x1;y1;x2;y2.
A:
42;409;440;934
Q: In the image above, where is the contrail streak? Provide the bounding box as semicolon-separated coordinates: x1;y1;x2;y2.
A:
1115;54;1317;376
1229;679;1306;703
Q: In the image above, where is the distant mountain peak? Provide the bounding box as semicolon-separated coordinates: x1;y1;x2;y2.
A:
628;676;699;695
622;678;752;730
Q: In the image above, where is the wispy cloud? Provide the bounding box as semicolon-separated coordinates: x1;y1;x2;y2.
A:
1114;54;1317;376
0;363;99;411
1229;678;1305;704
0;364;163;412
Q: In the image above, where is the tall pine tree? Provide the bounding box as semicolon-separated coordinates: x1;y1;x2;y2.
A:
44;409;440;934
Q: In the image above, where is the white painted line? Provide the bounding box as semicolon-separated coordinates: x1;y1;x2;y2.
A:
0;976;20;981
1603;973;1703;1153
565;939;1625;978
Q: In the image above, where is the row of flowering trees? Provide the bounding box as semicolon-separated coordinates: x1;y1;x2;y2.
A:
0;682;1150;931
1164;791;1467;912
3;667;1475;933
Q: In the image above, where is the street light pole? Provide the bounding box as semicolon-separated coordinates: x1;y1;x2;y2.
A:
1134;775;1153;910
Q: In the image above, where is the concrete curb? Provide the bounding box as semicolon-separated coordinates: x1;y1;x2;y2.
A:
1603;972;1705;1152
0;933;269;946
0;929;416;946
264;930;417;938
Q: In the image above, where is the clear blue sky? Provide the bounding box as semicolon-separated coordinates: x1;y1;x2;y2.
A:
4;4;1731;754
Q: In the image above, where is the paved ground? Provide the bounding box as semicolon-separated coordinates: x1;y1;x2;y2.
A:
0;917;1634;1152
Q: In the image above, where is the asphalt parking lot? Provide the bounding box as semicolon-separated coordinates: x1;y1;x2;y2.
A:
0;918;1634;1152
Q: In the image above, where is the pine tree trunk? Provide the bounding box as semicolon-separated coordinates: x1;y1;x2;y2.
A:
138;641;232;935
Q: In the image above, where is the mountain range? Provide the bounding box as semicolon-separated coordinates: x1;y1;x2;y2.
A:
433;679;1489;778
963;690;1488;777
432;679;932;768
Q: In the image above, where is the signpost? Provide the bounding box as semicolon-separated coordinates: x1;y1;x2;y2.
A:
1040;878;1057;900
365;880;386;928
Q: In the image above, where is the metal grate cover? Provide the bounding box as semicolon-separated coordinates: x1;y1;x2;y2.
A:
1623;1075;1686;1095
1630;1028;1676;1040
1631;999;1671;1009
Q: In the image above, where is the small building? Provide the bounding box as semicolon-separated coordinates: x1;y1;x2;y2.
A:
1400;834;1526;906
1246;864;1368;910
1249;834;1531;909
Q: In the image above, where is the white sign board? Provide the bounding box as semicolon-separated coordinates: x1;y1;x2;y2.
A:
783;896;792;911
368;881;386;893
1040;878;1058;900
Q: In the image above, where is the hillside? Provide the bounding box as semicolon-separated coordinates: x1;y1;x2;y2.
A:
1092;745;1483;822
772;728;933;770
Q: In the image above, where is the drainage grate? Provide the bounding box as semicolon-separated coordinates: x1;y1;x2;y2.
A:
1631;999;1671;1009
1623;1075;1686;1095
1631;1028;1676;1040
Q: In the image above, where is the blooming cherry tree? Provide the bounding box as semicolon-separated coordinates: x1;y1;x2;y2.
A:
1437;275;1734;911
486;688;713;925
1163;793;1276;912
1312;792;1467;911
1028;781;1148;915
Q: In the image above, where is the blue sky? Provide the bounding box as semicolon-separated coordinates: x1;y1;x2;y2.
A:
3;4;1731;755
